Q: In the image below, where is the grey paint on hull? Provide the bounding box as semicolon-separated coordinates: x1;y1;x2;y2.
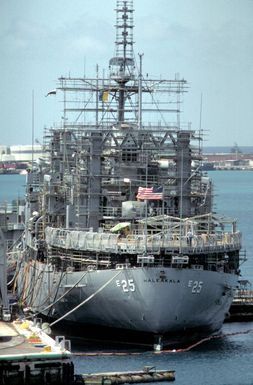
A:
19;262;237;335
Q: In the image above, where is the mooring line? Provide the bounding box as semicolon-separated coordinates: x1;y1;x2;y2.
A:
50;270;122;327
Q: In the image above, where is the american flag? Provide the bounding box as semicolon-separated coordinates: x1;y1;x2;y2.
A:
136;186;163;200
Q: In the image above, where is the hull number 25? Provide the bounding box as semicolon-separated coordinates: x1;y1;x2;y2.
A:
188;280;203;293
116;279;135;292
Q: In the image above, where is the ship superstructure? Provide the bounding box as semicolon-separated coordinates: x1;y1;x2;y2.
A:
16;0;242;348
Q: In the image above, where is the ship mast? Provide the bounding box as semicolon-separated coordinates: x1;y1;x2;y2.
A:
109;0;135;124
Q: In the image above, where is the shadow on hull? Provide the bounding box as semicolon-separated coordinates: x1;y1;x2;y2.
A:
39;316;218;351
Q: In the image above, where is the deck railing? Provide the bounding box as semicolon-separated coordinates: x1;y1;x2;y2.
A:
44;226;241;255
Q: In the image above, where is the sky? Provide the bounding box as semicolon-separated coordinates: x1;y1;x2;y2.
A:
1;0;253;147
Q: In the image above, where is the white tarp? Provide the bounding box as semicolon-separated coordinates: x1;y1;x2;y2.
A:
45;227;120;253
44;227;162;254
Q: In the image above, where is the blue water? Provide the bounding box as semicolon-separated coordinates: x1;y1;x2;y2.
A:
210;171;253;281
0;174;26;202
1;171;253;384
73;322;253;384
204;146;253;154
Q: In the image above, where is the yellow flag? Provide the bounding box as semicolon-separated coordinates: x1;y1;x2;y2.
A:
102;91;109;102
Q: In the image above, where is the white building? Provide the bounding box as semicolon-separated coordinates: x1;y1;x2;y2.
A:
9;145;44;162
0;145;9;161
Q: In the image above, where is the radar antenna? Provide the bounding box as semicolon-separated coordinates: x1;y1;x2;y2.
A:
109;0;135;123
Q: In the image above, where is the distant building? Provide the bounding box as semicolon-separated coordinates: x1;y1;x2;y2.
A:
9;145;44;162
0;145;9;159
0;144;44;173
0;145;43;163
202;152;253;170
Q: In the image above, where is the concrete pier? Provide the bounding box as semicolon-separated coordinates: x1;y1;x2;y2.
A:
0;319;74;385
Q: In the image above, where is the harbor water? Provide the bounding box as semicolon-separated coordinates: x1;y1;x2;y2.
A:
0;174;26;202
1;171;253;384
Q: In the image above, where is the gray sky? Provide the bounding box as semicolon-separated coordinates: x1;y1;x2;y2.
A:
1;0;253;146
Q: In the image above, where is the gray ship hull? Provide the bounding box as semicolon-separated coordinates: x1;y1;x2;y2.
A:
19;261;237;336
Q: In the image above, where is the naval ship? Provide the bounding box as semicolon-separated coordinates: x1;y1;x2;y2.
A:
16;0;242;348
